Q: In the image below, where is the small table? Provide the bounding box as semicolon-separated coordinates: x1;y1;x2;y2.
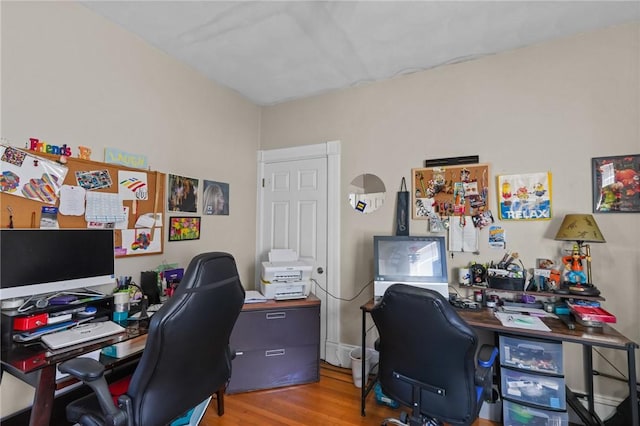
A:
360;299;638;425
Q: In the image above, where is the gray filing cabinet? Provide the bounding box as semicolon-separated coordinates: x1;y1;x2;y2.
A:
226;294;321;393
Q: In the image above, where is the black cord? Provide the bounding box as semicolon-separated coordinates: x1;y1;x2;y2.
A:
311;277;373;302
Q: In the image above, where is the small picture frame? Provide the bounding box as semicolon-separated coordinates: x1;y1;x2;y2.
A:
169;216;201;241
592;154;640;213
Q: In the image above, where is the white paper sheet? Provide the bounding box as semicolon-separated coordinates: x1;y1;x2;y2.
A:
494;312;551;332
448;216;478;252
85;192;126;223
59;185;86;215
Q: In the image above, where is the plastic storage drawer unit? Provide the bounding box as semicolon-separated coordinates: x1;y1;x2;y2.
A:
503;399;568;426
500;334;563;375
501;367;566;410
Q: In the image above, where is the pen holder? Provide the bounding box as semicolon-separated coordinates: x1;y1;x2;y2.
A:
112;292;130;323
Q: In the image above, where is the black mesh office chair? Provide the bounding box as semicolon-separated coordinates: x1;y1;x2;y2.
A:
58;252;245;426
371;284;498;426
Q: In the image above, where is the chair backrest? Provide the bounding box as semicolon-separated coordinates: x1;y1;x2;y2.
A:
371;284;479;425
126;252;245;425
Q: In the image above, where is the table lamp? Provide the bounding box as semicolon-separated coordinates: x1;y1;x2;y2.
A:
554;214;605;295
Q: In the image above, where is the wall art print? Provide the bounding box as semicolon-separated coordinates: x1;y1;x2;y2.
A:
592;154;640;213
169;216;201;241
497;172;552;221
202;180;229;215
167;174;198;213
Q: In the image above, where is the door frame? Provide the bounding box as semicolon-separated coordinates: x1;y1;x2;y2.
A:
256;141;341;364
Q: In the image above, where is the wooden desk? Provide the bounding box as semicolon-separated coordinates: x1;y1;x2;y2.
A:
360;300;639;425
1;320;149;426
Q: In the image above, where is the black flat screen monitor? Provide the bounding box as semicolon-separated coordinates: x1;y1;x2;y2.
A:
0;229;115;300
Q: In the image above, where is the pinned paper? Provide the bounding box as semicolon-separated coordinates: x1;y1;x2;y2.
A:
448;216;478;252
135;212;162;228
118;171;148;201
85;192;126;223
0;144;68;204
59;185;86;215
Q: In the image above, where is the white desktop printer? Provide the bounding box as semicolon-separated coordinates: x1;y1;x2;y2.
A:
260;249;312;300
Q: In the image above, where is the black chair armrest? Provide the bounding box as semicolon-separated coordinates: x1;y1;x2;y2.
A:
59;358;105;382
477;345;498;368
59;357;123;423
475;345;498;401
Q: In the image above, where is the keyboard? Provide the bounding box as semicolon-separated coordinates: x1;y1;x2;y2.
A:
128;303;164;320
41;321;126;349
147;303;163;313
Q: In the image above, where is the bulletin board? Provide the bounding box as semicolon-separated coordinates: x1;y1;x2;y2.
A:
412;164;490;219
0;146;165;258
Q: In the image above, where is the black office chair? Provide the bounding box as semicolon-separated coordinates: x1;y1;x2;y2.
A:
58;252;246;426
371;284;498;426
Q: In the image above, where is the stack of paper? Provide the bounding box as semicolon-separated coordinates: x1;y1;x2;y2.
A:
494;312;551;332
244;290;268;304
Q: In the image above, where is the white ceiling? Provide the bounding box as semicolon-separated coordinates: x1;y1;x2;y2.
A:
81;1;640;106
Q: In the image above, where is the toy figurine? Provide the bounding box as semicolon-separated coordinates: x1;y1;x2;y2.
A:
562;244;589;284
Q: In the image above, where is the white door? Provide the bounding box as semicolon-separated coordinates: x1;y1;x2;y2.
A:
260;158;327;263
257;142;341;363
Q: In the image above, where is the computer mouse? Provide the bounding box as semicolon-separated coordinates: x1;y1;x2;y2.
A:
78;306;97;317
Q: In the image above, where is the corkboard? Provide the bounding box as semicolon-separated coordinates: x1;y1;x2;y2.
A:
1;149;164;258
412;164;490;219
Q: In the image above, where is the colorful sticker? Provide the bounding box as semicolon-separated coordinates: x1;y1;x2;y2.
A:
75;170;112;190
1;146;26;166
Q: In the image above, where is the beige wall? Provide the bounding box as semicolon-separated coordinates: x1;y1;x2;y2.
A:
1;2;260;417
261;22;640;401
1;0;639;417
1;1;261;281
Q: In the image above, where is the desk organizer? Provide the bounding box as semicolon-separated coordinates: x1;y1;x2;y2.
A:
566;301;616;324
487;276;526;290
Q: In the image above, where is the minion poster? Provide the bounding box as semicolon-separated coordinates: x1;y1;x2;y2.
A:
497;172;552;221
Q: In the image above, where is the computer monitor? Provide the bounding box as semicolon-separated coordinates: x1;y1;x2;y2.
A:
373;235;449;299
0;229;116;300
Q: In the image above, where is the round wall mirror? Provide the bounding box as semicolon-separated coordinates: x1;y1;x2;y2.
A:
348;174;386;213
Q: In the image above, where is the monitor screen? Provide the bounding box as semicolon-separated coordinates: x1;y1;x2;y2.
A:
0;229;115;300
373;235;449;298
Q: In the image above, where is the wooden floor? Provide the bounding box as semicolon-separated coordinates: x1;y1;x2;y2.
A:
200;362;499;426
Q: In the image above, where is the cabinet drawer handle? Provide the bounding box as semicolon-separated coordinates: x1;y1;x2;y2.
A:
265;349;285;357
266;312;286;320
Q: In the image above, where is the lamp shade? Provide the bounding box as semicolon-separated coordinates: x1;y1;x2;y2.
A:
555;214;606;243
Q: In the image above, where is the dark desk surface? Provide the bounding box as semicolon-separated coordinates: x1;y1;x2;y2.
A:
360;299;639;425
1;320;149;377
361;300;637;350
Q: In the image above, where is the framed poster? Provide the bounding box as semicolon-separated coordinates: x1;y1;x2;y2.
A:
497;172;552;221
167;174;198;213
592;154;640;213
169;216;201;241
